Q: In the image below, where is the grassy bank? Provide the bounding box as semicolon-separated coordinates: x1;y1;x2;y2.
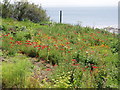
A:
1;18;119;88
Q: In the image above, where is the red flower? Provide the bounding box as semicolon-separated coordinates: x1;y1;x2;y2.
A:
45;46;48;48
41;46;45;49
72;64;80;66
97;32;101;33
53;64;58;67
82;68;86;71
48;37;51;39
82;39;86;41
72;59;77;62
46;68;52;71
32;42;38;44
68;51;71;53
90;70;93;72
48;49;51;51
9;42;13;44
26;40;31;42
25;43;32;45
60;49;64;50
92;66;99;68
65;59;68;62
66;42;70;44
85;66;88;68
16;41;22;45
38;48;40;50
4;34;8;36
90;64;94;65
34;45;41;48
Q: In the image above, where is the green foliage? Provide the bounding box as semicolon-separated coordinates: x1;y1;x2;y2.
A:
111;42;119;53
1;18;118;88
0;0;13;18
1;1;49;22
2;54;33;88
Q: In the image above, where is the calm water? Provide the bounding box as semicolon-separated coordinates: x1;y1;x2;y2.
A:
44;7;118;28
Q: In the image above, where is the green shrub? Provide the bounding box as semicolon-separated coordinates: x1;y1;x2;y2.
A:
1;1;49;23
2;55;33;88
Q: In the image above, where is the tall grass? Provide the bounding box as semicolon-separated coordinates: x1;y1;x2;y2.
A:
2;55;33;88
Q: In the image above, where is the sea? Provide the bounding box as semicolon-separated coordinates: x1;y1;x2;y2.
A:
44;7;118;29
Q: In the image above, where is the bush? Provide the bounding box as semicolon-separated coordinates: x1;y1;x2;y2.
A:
1;0;49;23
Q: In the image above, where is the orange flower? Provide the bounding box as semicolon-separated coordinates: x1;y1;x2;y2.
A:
72;64;80;66
34;45;41;48
66;46;70;49
10;37;14;40
105;45;109;48
91;51;94;53
54;44;57;47
48;37;51;39
101;44;104;47
60;44;64;46
80;48;82;49
66;42;70;44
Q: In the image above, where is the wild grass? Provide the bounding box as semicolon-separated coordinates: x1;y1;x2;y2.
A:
1;18;118;88
2;54;33;88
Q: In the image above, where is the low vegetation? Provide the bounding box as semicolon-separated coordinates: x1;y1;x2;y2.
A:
1;18;119;88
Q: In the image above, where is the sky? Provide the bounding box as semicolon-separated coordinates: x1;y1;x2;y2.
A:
11;0;119;7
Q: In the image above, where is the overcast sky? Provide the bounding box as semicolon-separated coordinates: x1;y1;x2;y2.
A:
12;0;119;7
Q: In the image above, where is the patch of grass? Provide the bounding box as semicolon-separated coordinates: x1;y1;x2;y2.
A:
2;54;33;88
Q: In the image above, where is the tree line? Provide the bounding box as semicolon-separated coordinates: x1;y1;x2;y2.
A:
0;0;49;23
